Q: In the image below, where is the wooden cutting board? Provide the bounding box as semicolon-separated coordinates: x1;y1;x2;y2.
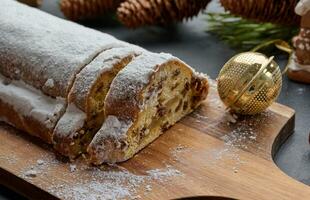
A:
0;82;309;200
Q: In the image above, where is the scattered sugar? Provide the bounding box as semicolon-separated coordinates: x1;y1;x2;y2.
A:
147;165;182;182
46;165;182;200
170;144;191;162
0;154;18;164
207;111;273;172
66;181;131;200
20;154;60;180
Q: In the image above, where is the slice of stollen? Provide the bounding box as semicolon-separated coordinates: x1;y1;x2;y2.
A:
88;52;209;164
53;46;146;158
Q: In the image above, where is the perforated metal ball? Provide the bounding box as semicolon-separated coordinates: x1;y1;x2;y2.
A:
217;52;282;115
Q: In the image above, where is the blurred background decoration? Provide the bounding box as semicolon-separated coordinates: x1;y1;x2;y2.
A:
17;0;42;6
206;13;299;52
60;0;211;28
18;0;300;52
207;0;300;51
220;0;300;26
116;0;211;28
60;0;122;21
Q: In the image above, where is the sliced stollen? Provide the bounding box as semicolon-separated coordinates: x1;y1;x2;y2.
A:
53;47;145;158
88;52;209;164
0;0;127;143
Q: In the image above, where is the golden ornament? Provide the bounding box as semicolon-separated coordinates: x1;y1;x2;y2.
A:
217;52;282;115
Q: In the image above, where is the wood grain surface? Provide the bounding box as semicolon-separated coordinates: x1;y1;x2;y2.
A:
0;82;309;200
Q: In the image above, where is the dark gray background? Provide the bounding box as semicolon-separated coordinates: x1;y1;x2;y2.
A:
1;1;309;199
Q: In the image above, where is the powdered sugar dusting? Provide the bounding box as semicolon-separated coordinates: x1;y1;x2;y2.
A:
95;115;133;141
89;116;133;161
53;104;87;140
147;165;182;182
207;111;273;172
0;154;18;165
0;0;126;98
107;52;183;109
46;164;183;200
0;74;66;130
170;144;192;162
21;154;61;179
69;46;145;111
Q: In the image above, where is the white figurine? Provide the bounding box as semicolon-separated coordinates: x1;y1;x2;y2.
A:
288;0;310;84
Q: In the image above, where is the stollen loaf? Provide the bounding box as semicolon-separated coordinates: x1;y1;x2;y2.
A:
0;0;126;143
0;0;209;163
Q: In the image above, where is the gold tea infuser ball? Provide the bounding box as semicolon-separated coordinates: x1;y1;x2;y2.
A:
217;52;282;115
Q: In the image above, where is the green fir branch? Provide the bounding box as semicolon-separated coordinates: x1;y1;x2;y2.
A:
206;13;298;52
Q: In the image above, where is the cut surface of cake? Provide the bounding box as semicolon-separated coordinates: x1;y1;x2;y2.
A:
53;47;145;158
88;52;209;164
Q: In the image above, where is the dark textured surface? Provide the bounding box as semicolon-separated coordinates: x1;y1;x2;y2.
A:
0;1;309;199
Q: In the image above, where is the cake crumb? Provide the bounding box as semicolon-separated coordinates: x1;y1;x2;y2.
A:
145;185;152;192
37;159;45;165
131;195;141;200
24;170;37;178
69;164;77;172
225;112;238;124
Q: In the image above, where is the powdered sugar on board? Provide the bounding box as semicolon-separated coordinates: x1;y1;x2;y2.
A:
47;165;182;200
175;81;276;173
17;153;183;200
0;127;183;200
203;111;274;172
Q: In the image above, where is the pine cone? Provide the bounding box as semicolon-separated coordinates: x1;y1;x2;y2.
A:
60;0;123;21
117;0;211;28
220;0;300;26
17;0;42;7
